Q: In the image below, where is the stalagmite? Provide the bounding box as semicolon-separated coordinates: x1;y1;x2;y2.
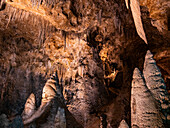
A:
54;107;66;128
114;16;119;31
22;72;65;125
22;93;36;120
131;68;163;128
130;0;147;44
42;72;63;104
0;114;9;128
143;50;170;125
118;120;129;128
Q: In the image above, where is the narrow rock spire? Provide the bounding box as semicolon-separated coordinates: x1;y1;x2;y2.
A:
143;50;170;125
54;107;66;128
131;68;163;128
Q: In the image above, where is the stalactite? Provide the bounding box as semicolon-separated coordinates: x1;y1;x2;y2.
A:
6;12;12;28
118;20;121;34
37;0;41;9
98;9;102;25
113;15;119;31
11;8;17;21
25;11;30;20
125;0;129;9
62;30;67;49
0;0;5;10
77;33;81;44
130;0;147;44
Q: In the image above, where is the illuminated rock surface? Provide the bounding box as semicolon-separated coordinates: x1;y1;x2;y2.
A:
131;68;163;128
0;0;169;127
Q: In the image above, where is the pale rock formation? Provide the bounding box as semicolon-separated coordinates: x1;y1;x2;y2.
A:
131;68;163;128
22;93;36;128
22;93;36;120
125;0;129;9
23;72;66;127
118;120;129;128
130;0;147;44
42;72;64;105
143;50;170;125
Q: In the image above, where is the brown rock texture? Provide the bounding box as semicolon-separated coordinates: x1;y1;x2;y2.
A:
0;0;169;127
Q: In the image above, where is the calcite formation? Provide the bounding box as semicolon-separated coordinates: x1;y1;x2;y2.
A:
118;120;129;128
131;68;163;128
0;0;169;127
143;50;170;125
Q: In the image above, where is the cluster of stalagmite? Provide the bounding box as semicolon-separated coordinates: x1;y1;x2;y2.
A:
131;50;170;127
22;72;66;127
131;68;163;127
143;50;170;124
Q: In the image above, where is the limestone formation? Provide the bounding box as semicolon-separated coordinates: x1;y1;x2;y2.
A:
118;120;129;128
131;68;163;128
125;0;129;9
130;0;147;44
0;0;169;128
54;107;66;128
22;93;36;120
143;50;170;125
22;72;66;127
